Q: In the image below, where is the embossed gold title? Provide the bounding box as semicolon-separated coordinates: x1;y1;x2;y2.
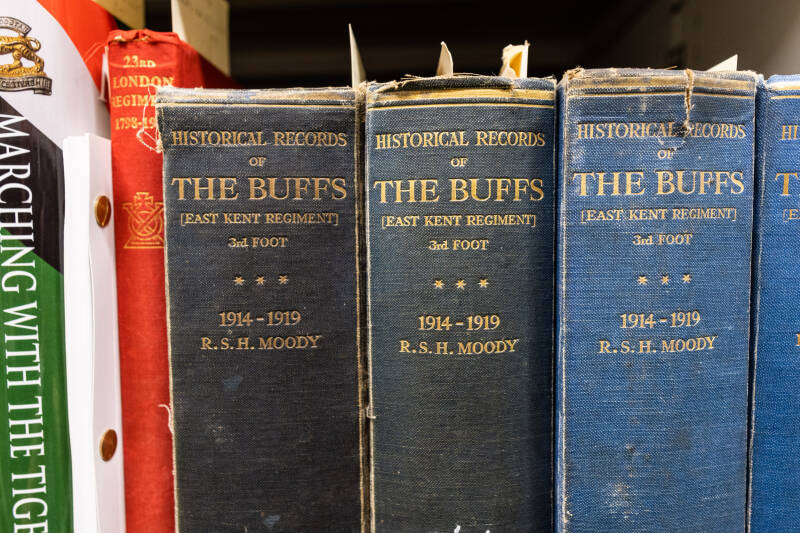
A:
372;129;547;204
572;121;747;196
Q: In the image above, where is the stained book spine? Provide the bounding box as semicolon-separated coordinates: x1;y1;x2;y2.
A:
748;75;800;531
365;77;556;531
107;32;182;533
156;87;363;532
556;69;756;531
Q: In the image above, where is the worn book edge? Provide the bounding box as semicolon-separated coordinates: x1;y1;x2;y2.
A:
353;83;370;533
746;72;766;533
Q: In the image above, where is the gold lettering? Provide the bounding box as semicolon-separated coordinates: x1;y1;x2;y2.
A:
776;172;799;196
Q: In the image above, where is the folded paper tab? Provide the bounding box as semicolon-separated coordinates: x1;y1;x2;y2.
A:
499;41;530;78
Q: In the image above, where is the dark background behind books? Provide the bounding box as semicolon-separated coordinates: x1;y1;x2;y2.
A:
144;0;800;87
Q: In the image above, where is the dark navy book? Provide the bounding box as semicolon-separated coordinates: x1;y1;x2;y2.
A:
749;75;800;531
365;76;556;531
556;69;756;532
156;87;363;532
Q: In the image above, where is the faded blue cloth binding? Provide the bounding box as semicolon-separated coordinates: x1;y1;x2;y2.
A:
556;69;756;532
749;75;800;531
366;76;556;532
156;87;362;532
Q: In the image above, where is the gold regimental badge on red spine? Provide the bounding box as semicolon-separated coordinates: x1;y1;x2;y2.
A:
0;16;52;95
123;191;164;249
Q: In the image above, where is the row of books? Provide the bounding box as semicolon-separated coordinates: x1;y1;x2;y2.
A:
153;60;795;531
161;67;800;531
2;4;798;533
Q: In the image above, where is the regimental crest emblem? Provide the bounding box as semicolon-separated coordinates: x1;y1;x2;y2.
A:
0;17;52;95
123;192;165;249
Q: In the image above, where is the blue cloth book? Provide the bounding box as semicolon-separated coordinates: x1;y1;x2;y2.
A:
749;75;800;531
556;69;756;531
365;76;556;531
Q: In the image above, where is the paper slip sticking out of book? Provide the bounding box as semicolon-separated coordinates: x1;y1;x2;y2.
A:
93;0;144;30
436;42;454;76
171;0;230;75
500;41;530;78
349;24;366;87
708;54;738;71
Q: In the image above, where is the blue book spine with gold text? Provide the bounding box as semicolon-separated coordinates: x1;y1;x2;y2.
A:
366;76;556;532
748;75;800;531
556;69;756;532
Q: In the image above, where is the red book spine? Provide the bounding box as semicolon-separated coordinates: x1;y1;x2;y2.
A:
107;29;228;533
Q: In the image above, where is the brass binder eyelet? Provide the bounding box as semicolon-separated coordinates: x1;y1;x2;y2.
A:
100;429;118;461
94;195;112;227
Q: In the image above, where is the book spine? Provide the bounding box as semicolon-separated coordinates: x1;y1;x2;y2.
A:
156;87;363;532
556;69;756;532
0;98;73;533
748;75;800;531
107;33;185;533
365;77;556;531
